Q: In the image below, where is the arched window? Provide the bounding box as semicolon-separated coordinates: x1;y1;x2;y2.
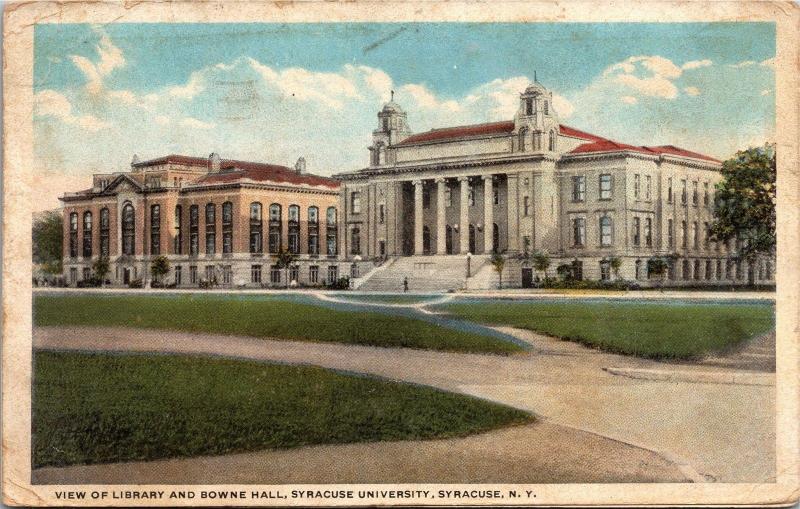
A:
122;203;135;256
599;216;613;247
249;202;263;254
174;205;183;255
288;204;300;254
222;202;233;254
518;127;528;151
205;203;216;255
308;206;319;255
326;207;337;256
635;259;642;280
268;204;282;253
150;205;161;255
548;130;557;151
82;211;93;257
99;208;110;257
69;212;78;258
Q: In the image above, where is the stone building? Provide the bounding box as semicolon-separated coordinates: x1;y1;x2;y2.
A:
335;81;774;290
60;154;357;288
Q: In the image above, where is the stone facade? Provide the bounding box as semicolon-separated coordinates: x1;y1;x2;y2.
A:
61;154;364;288
335;82;775;287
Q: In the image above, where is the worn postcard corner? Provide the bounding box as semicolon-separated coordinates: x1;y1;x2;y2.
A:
2;0;800;507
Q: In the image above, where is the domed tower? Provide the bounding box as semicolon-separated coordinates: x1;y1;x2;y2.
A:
369;92;412;166
514;78;560;153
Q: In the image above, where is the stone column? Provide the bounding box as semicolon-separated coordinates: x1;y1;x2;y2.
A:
459;177;470;254
413;180;424;255
436;178;447;255
506;173;520;253
483;175;494;254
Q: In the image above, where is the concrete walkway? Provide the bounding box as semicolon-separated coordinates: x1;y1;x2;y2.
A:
32;325;774;484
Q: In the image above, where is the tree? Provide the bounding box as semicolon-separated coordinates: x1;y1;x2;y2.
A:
647;257;668;292
556;263;573;281
609;257;622;280
32;210;63;274
273;249;298;289
711;144;776;284
92;257;110;286
150;256;171;285
531;251;550;281
490;252;506;289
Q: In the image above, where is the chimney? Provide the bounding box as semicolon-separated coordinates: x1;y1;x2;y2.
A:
295;157;306;174
209;152;221;172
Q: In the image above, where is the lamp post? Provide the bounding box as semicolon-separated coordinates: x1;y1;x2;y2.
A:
466;252;472;278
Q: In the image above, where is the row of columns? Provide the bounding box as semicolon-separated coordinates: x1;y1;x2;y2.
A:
411;175;495;255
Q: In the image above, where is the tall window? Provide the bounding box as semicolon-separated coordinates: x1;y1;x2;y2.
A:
667;177;673;203
683;259;691;280
444;188;452;207
288;205;300;254
572;176;585;202
525;99;533;115
632;217;641;246
692;222;699;249
351;227;361;255
667;219;674;248
548;130;556;151
493;188;499;205
703;182;710;206
519;127;528;151
99;208;109;257
703;222;710;249
680;179;687;205
251;264;262;283
645;175;652;201
222;202;233;254
150;205;160;255
600;261;611;281
350;192;361;214
468;185;475;206
523;196;530;216
82;211;93;257
308;206;319;255
269;204;282;253
174;205;183;255
645;218;652;247
69;212;79;258
600;216;612;246
572;217;585;247
681;220;687;248
692;181;698;206
379;203;386;223
326;206;337;256
189;205;199;256
250;202;263;254
205;203;216;255
599;174;612;200
544;100;549;115
633;174;640;199
122;204;135;255
705;260;713;280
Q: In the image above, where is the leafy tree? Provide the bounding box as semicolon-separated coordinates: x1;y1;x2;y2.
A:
711;144;776;281
490;252;506;289
531;251;550;281
609;257;622;280
273;249;298;289
150;256;171;285
32;210;63;274
92;257;110;286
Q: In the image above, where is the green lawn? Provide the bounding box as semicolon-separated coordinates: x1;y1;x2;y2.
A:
440;300;774;359
336;294;440;305
33;294;522;354
33;351;531;468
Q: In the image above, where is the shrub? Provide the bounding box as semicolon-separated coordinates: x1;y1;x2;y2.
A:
327;276;351;290
128;278;143;289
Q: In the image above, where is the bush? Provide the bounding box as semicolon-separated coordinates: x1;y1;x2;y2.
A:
327;276;351;290
540;279;635;291
128;278;143;289
76;277;102;288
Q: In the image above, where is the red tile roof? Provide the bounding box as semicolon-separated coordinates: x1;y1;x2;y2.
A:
195;161;339;189
132;154;212;168
569;139;656;156
558;124;607;142
644;145;721;163
396;121;515;145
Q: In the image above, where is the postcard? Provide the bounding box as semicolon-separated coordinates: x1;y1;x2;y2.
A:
3;0;799;506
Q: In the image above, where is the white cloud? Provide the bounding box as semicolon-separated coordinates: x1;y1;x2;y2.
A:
730;60;756;68
682;59;712;70
34;90;111;132
760;89;771;96
69;28;126;94
603;55;683;99
180;117;215;130
684;86;701;96
760;57;775;68
621;95;638;104
168;73;205;99
552;94;575;118
400;83;462;113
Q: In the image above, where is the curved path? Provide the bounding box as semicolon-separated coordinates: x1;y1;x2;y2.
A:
32;325;774;485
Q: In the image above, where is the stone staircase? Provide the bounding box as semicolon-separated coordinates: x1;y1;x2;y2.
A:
357;255;489;292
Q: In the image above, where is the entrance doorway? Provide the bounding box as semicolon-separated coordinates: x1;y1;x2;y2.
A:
123;267;131;285
468;224;476;254
522;267;533;288
445;225;453;254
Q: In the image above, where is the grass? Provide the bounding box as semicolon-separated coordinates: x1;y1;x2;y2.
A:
32;351;531;468
335;294;441;305
439;300;774;359
33;294;523;354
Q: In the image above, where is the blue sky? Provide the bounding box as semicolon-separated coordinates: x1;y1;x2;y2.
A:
33;22;775;210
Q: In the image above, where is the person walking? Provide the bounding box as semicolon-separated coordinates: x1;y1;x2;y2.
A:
403;277;409;293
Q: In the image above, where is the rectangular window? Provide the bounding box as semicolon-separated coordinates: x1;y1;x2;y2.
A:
468;186;475;207
69;212;78;258
100;209;110;257
632;217;641;246
350;192;361;214
189;205;199;256
205;204;216;255
692;221;699;249
288;206;300;255
600;262;611;281
251;265;262;284
82;267;91;280
309;265;319;284
645;175;652;201
205;265;214;283
600;217;612;247
667;177;673;203
379;240;386;256
189;265;197;284
572;217;585;247
351;227;361;255
668;219;674;248
379;204;385;224
327;265;338;284
493;188;499;205
174;265;182;285
223;265;232;285
69;267;78;283
599;174;612;200
703;182;710;206
270;266;281;284
523;196;530;216
716;260;723;280
681;221;687;248
250;203;263;254
222;202;233;254
692;181;698;206
289;265;299;283
645;218;652;247
633;174;640;199
705;260;713;281
681;179;687;205
174;205;183;255
572;176;586;202
704;222;710;248
150;205;160;255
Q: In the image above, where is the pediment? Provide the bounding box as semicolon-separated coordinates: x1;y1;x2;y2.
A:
102;175;143;195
